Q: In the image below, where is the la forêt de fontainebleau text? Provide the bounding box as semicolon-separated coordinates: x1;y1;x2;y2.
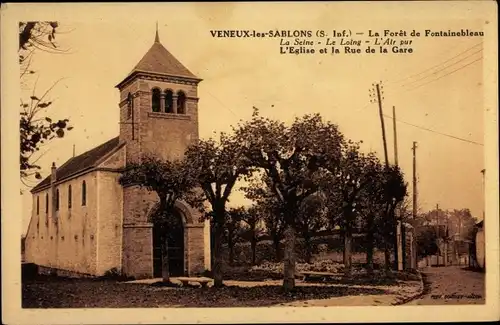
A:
209;29;484;55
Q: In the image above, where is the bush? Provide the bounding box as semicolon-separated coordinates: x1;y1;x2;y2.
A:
98;268;134;281
250;260;345;276
222;234;380;266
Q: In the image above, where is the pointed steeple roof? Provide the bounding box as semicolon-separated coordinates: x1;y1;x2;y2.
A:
116;27;200;89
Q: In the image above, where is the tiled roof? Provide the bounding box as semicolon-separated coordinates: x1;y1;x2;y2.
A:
117;36;199;88
31;136;121;193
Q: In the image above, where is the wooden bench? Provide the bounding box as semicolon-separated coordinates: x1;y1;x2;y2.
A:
176;277;212;288
300;271;337;282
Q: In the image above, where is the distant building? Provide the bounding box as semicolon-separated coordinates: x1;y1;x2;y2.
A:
474;220;485;269
24;29;211;279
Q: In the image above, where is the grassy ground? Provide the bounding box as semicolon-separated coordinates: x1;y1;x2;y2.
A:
22;275;393;308
23;251;415;308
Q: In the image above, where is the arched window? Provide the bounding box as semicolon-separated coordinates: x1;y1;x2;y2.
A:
82;181;87;206
127;92;133;119
36;196;39;215
165;90;174;113
177;91;186;114
68;185;72;209
152;88;161;112
55;189;60;211
45;193;49;213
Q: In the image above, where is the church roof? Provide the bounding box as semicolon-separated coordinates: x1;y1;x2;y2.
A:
116;32;200;88
31;136;121;193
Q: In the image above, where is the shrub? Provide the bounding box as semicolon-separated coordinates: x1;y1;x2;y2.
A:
250;260;345;275
99;268;134;281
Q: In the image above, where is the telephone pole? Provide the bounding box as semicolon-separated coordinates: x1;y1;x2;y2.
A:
412;141;418;219
393;106;399;166
370;83;390;167
481;169;486;220
370;82;395;270
436;203;440;266
392;106;403;270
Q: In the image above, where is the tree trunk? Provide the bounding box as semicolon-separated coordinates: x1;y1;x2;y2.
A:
401;225;407;269
212;208;225;287
228;232;234;266
273;235;281;262
304;233;312;264
366;229;374;275
161;233;170;283
393;216;399;271
283;224;296;291
251;232;257;265
19;22;36;50
384;240;392;276
343;230;352;277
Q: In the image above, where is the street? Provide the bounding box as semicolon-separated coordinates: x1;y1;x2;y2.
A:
407;266;485;305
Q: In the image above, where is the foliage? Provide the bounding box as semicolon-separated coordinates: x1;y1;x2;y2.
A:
119;154;200;225
119;154;199;282
415;225;439;258
185;132;253;287
19;22;61;54
20;91;73;181
224;207;248;265
243;176;286;261
296;192;328;263
250;260;344;275
239;205;266;265
235;107;345;290
19;21;72;185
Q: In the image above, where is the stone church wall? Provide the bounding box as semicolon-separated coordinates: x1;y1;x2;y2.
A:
92;147;126;275
96;170;124;275
25;172;99;276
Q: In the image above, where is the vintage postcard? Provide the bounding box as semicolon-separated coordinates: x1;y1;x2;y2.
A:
1;1;499;324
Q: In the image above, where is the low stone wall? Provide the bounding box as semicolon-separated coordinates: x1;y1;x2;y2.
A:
37;264;96;278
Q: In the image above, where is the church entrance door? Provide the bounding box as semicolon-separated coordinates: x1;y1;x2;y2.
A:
152;209;185;277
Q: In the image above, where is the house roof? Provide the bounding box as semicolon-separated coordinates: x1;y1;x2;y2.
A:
116;32;199;88
31;136;121;193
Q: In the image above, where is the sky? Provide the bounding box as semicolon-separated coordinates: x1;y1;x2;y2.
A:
17;3;487;234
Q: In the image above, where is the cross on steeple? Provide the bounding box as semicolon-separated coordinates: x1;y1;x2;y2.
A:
155;21;160;43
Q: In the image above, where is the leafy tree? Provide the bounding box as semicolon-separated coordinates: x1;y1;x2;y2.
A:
19;21;72;185
357;156;386;274
322;141;381;276
241;205;265;265
185;133;253;287
243;175;286;262
119;154;198;283
19;22;63;53
235;108;344;290
296;192;328;263
377;165;408;273
225;207;247;265
415;224;439;259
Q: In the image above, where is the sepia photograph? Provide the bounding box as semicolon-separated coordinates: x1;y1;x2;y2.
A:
1;2;499;324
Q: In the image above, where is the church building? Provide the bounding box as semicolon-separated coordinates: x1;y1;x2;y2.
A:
24;29;211;279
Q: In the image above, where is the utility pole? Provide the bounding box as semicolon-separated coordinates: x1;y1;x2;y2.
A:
371;83;390;167
412;141;418;219
370;82;394;270
411;141;418;270
392;106;403;271
393;106;399;166
481;169;486;220
436;203;440;266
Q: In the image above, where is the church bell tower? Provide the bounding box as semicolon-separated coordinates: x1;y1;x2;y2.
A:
116;27;206;279
116;27;202;163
